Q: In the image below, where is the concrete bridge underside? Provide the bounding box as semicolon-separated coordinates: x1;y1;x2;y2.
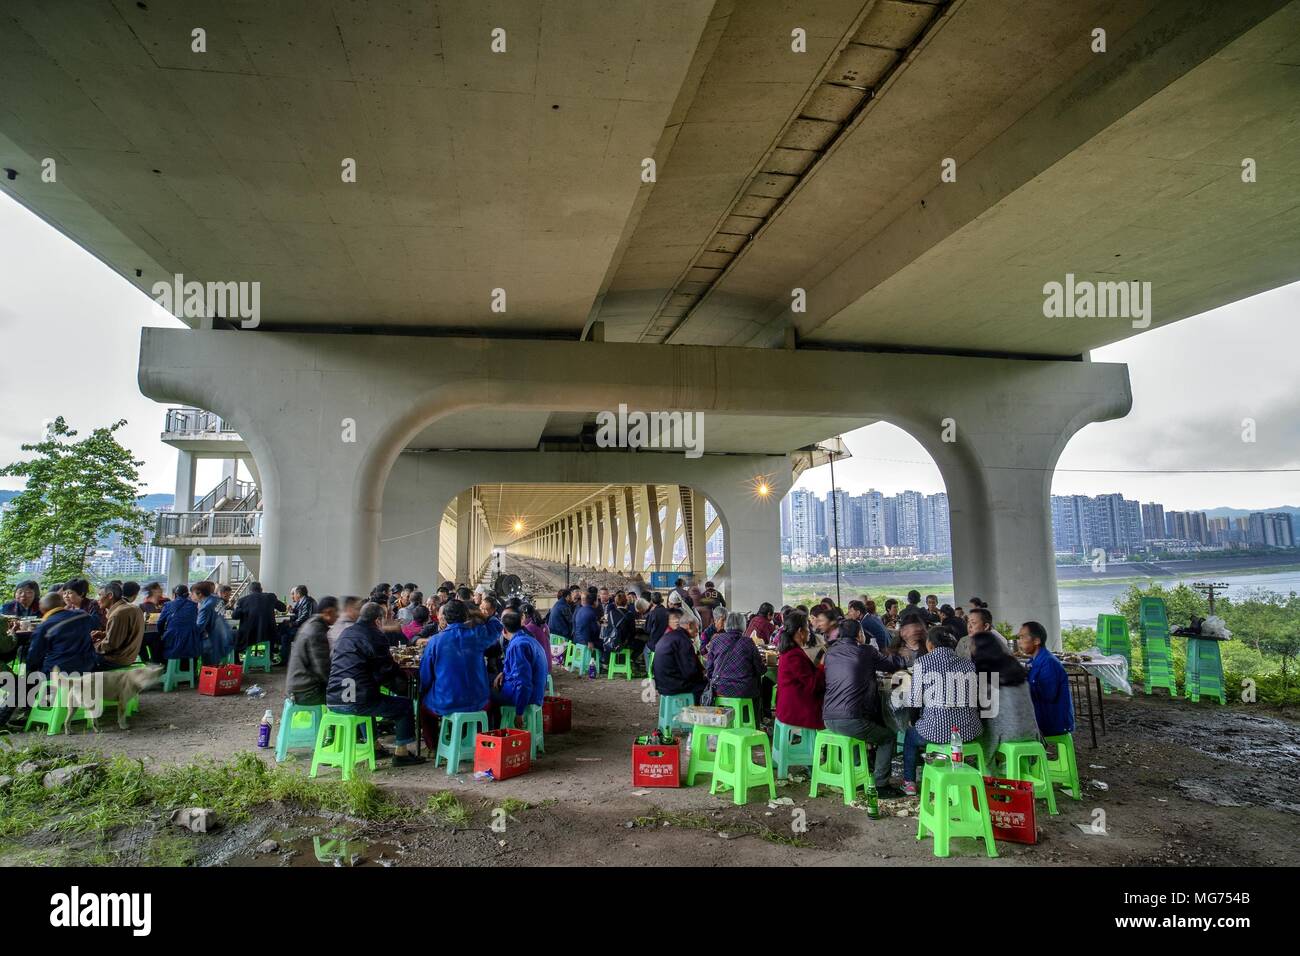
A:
140;328;1131;637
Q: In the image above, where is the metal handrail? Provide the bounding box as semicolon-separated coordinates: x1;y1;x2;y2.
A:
163;407;241;437
155;511;263;540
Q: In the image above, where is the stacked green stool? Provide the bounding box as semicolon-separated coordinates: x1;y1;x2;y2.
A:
1184;637;1226;704
1137;597;1176;696
1096;614;1132;694
709;728;776;805
916;760;998;858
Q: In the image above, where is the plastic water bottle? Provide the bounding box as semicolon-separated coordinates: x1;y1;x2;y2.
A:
949;726;962;767
257;709;273;748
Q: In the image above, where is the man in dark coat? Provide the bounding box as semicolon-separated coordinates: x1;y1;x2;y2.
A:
280;585;317;663
327;602;424;766
287;597;338;705
232;581;285;660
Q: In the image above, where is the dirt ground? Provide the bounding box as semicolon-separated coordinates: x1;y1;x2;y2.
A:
4;656;1298;868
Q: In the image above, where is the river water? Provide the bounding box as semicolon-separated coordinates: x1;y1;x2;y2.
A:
783;568;1300;628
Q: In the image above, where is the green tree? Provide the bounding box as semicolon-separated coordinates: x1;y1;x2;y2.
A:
0;417;151;586
1225;590;1300;697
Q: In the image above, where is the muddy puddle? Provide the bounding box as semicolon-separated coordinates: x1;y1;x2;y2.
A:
214;815;403;867
1107;702;1300;814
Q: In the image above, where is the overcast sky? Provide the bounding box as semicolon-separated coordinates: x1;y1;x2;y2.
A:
0;191;1296;511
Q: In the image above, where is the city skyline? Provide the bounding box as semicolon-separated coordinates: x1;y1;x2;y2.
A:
781;484;1297;559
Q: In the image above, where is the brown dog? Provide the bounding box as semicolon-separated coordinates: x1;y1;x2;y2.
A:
54;666;163;731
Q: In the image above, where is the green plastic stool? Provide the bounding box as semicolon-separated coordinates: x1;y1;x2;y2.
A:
310;710;376;781
1044;733;1082;800
916;760;998;858
993;740;1058;816
162;657;199;692
685;723;725;786
809;731;871;805
545;674;555;697
435;710;489;775
647;651;655;676
714;696;757;730
242;642;273;674
606;648;633;681
772;720;818;779
925;740;987;777
499;703;544;758
276;699;324;761
565;642;599;675
710;728;777;805
23;681;93;735
658;692;694;735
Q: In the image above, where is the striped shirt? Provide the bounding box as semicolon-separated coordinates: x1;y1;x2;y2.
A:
903;646;983;743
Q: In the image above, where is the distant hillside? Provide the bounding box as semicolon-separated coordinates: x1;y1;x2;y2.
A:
1;490;175;510
1203;505;1300;522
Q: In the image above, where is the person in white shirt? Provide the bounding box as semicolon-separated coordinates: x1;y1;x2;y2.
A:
955;606;1011;659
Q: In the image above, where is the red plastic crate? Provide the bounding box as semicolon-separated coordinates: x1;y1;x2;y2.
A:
543;696;571;734
198;663;243;696
474;729;532;780
983;776;1037;844
632;740;681;788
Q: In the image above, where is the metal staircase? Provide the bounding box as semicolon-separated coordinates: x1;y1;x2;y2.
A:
155;475;263;548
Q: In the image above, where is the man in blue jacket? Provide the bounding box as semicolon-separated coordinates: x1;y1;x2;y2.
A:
420;599;504;718
492;609;550;727
1019;621;1074;737
327;602;425;767
546;588;575;640
572;589;602;676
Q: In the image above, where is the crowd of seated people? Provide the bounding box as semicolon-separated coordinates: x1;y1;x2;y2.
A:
2;571;1076;796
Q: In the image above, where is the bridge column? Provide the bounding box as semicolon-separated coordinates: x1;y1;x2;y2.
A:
166;450;197;590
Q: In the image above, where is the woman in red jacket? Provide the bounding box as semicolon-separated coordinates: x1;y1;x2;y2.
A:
775;610;825;730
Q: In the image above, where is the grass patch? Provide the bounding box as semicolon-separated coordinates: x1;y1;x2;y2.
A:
425;790;470;825
0;744;415;846
496;797;532;814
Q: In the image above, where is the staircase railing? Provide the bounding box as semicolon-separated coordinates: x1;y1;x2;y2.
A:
155;511;263;541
